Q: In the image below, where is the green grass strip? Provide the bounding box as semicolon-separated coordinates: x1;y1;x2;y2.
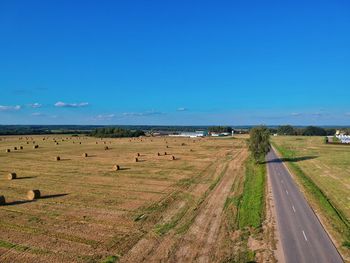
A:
237;158;266;229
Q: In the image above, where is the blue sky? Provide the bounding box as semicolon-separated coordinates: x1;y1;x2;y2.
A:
0;0;349;125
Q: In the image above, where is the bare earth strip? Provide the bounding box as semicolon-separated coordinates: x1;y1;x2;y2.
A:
173;148;248;262
120;146;248;263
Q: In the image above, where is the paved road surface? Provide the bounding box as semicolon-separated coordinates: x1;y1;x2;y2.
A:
267;149;343;263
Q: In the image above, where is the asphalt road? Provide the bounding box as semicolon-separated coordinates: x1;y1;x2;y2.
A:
267;149;343;263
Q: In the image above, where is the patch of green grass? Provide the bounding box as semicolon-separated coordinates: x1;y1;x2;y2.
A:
272;142;350;246
100;255;120;263
154;193;193;236
237;158;266;229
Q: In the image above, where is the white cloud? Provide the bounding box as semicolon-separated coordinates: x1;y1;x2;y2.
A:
31;112;45;116
290;112;302;117
177;107;188;111
96;114;116;120
54;101;89;108
29;103;42;108
122;110;163;117
0;105;21;111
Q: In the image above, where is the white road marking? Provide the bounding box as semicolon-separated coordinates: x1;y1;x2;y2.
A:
292;205;296;213
302;230;308;241
286;190;289;195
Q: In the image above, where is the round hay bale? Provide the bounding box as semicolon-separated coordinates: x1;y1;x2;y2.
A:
164;152;167;155
14;147;17;150
137;153;140;157
33;145;39;149
27;190;41;200
26;142;29;144
135;157;139;162
96;142;98;144
104;146;109;150
55;156;61;161
56;142;59;145
181;143;186;146
7;172;17;180
20;146;23;150
113;164;120;171
172;155;176;160
82;153;88;157
79;142;81;145
166;145;169;148
0;195;5;205
157;152;160;156
6;149;10;153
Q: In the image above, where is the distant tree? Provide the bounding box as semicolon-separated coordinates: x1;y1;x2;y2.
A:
302;126;327;136
249;126;271;163
208;126;232;133
277;125;296;135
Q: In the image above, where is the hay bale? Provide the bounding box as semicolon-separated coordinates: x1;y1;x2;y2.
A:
33;145;39;149
6;149;10;153
172;155;176;160
14;146;17;150
27;190;41;200
0;195;5;205
20;146;23;150
56;142;59;145
166;145;169;148
82;153;88;157
26;142;29;144
157;152;160;156
113;164;120;171
7;172;17;180
79;142;81;145
181;143;186;146
137;153;140;157
135;157;139;162
55;156;61;161
164;152;167;155
104;146;109;150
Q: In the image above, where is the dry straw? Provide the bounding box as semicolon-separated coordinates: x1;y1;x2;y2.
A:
7;172;17;180
27;190;41;200
113;164;120;171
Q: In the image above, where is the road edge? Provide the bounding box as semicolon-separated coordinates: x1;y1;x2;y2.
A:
270;146;345;263
266;154;286;263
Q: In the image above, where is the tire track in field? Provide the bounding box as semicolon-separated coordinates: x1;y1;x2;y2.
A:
172;148;248;263
119;148;238;263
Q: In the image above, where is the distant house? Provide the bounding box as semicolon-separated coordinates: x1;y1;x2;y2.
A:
336;134;350;144
170;131;208;138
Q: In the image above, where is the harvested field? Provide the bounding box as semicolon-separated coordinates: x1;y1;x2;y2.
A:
0;135;274;262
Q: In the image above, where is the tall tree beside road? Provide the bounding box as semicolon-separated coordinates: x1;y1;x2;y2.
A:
249;126;271;163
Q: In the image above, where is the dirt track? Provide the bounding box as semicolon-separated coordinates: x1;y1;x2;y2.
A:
121;146;248;263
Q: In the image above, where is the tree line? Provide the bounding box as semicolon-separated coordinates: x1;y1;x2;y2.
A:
90;127;145;138
272;125;338;136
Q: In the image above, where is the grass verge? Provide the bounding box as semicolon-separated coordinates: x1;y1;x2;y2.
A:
272;142;350;249
237;157;266;229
